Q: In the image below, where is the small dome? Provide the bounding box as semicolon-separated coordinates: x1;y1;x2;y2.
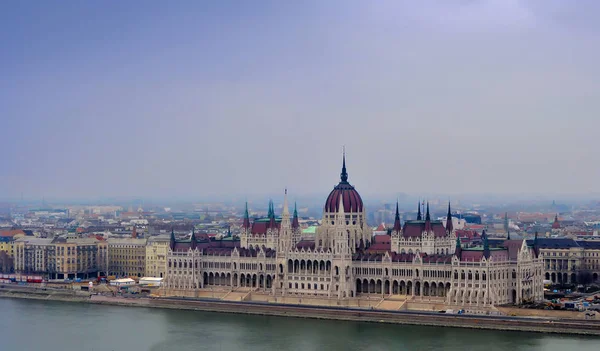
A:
324;153;363;213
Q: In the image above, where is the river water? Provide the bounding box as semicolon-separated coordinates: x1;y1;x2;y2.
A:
1;298;598;351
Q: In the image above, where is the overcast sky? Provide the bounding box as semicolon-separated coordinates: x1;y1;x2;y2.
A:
2;1;599;200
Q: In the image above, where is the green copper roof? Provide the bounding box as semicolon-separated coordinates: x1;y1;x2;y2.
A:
254;217;282;223
302;226;317;234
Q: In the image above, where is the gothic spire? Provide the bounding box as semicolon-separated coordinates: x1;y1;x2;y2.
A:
190;227;196;250
445;201;453;233
424;202;432;232
338;193;345;214
482;230;490;259
282;188;290;216
393;201;401;232
340;147;348;183
170;227;176;251
455;235;462;257
417;201;422;220
243;202;250;229
268;199;276;228
292;202;300;229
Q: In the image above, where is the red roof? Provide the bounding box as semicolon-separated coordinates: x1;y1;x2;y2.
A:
373;235;391;243
0;230;25;238
365;243;391;253
251;221;281;235
456;230;479;239
296;240;316;250
402;221;447;238
375;223;386;231
324;182;363;213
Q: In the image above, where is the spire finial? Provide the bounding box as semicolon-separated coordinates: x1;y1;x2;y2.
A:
417;201;422;220
282;189;290;216
425;202;430;221
340;147;348;182
393;200;401;232
446;201;453;233
292;201;299;229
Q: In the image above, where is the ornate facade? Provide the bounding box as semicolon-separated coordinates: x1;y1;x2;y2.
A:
164;155;544;308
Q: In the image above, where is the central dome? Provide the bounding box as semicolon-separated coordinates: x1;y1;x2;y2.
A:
324;153;364;213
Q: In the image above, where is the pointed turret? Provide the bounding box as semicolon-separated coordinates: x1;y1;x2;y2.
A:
504;212;509;235
416;201;422;220
340;148;348;183
268;199;276;228
455;235;462;258
445;202;453;233
243;202;250;229
424;202;432;232
482;230;490;259
552;214;560;229
393;201;401;232
190;227;196;250
338;193;345;215
170;228;176;251
282;188;290;216
292;202;300;229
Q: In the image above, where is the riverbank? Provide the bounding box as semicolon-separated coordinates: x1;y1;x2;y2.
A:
1;288;599;336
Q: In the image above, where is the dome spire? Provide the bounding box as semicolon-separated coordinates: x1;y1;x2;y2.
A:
340;146;348;183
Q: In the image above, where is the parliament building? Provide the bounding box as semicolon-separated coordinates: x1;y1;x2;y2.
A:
164;155;544;309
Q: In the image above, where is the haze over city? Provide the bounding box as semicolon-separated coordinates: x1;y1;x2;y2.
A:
2;1;600;201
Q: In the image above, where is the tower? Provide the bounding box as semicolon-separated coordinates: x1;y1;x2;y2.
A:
445;202;453;234
240;202;251;248
332;193;353;298
278;189;293;252
316;151;371;252
291;202;301;246
391;201;402;252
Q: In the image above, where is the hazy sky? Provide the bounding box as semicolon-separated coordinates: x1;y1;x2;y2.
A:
2;1;600;200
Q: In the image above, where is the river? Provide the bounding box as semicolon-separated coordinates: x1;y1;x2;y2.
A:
1;298;598;351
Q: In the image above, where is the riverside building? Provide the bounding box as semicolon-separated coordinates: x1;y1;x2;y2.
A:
163;155;544;308
13;236;108;280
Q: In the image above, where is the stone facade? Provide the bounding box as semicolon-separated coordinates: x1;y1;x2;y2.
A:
14;237;108;279
145;235;170;278
163;156;545;308
107;238;147;278
535;238;600;285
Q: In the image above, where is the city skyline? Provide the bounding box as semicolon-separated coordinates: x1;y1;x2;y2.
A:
3;1;600;199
